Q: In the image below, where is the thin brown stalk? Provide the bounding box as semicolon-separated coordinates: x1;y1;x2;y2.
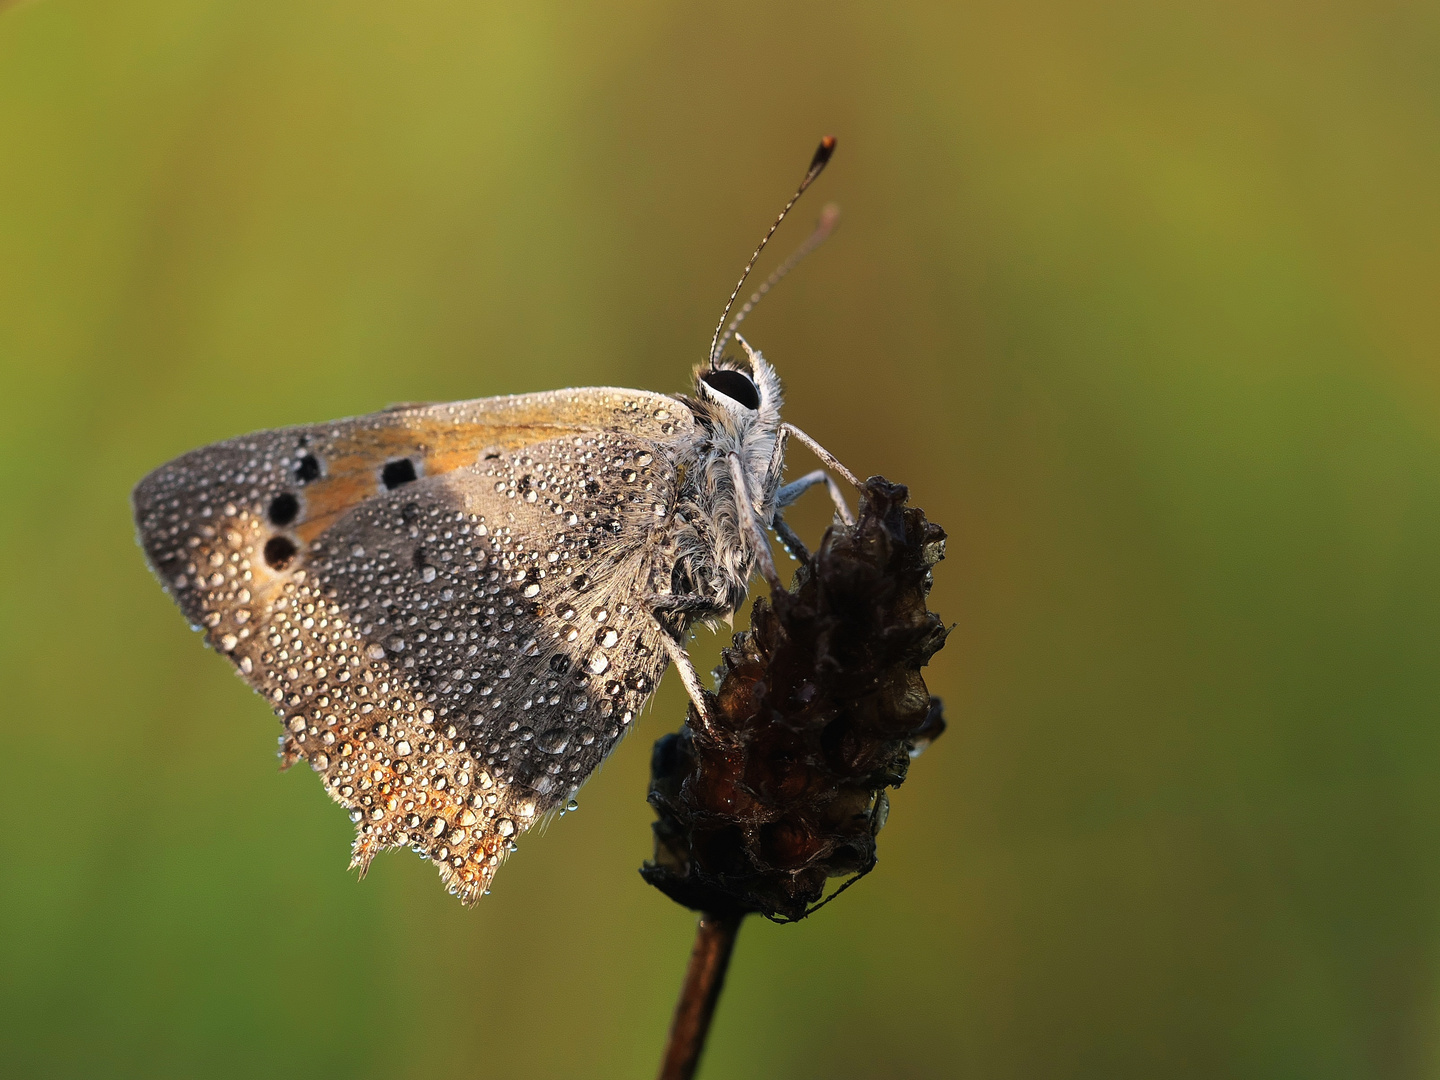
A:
657;911;745;1080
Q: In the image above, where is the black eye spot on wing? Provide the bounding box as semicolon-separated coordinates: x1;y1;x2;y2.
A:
294;453;321;483
701;370;761;410
264;535;298;570
382;459;418;489
267;492;299;526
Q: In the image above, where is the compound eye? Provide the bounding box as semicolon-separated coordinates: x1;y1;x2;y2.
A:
701;369;761;410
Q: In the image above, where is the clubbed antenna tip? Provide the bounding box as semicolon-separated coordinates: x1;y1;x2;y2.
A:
809;134;837;174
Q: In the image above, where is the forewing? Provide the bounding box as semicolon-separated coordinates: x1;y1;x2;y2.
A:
135;387;691;627
133;388;692;901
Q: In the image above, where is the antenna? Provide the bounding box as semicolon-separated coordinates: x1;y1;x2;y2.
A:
708;136;836;367
712;202;840;361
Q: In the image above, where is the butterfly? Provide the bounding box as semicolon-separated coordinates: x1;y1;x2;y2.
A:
132;137;860;902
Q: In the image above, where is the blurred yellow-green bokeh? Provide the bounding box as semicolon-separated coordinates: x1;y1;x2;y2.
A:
5;1;1440;1076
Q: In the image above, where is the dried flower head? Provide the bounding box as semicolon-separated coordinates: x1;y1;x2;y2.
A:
642;477;948;922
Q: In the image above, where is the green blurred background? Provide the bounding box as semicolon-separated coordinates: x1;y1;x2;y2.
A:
4;0;1440;1076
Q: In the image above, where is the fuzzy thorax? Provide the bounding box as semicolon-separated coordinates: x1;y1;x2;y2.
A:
670;343;786;616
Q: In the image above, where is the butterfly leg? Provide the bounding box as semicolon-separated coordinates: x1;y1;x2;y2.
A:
776;469;855;525
727;452;783;590
782;422;862;489
653;625;721;734
772;471;851;564
648;593;732;618
754;427;823;560
648;594;734;730
648;597;732;736
772;514;811;562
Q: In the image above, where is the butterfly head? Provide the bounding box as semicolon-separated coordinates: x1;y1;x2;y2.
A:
692;340;783;437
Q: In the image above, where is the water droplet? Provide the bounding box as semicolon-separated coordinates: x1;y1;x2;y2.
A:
566;799;578;812
598;629;618;648
523;583;540;598
496;818;515;837
395;740;413;756
537;728;569;754
421;566;438;583
587;652;610;675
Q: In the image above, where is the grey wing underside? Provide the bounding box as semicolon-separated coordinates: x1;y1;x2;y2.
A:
132;388;689;902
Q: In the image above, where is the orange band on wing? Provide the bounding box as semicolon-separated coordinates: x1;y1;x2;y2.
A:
292;420;568;543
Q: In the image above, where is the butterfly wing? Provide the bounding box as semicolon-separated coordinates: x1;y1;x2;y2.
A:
133;388;695;901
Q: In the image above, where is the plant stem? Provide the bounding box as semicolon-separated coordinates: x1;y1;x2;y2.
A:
657;911;744;1080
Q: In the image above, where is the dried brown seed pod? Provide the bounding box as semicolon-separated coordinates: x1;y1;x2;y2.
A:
642;476;948;922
